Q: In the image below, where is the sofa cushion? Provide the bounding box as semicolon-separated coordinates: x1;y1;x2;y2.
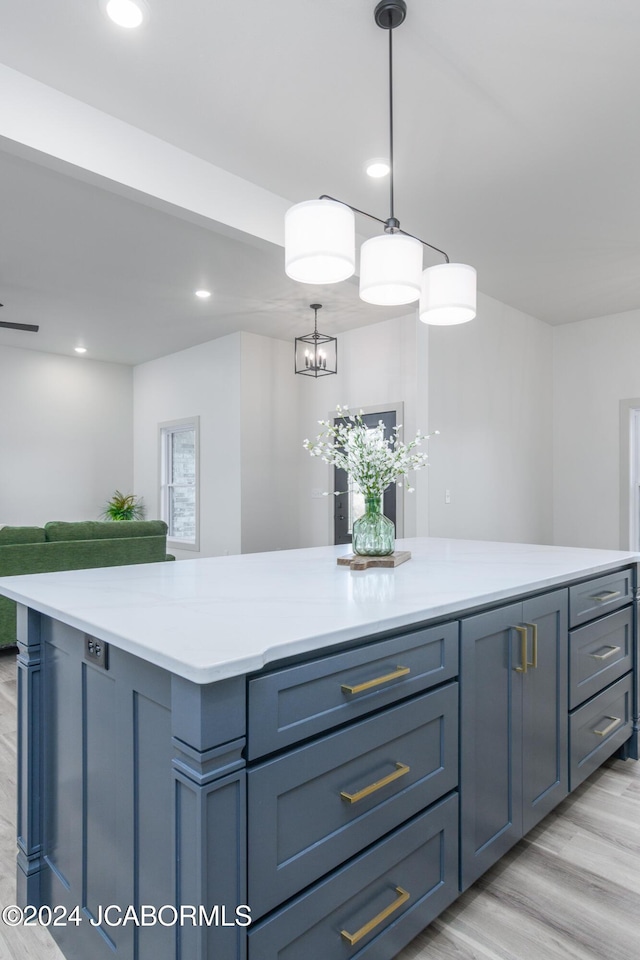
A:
45;520;168;542
0;526;46;545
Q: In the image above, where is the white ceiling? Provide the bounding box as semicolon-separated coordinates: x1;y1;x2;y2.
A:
1;0;640;363
0;149;399;364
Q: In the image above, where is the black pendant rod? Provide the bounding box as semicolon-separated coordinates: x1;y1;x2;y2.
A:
318;194;450;263
388;15;395;224
316;2;452;265
311;302;322;339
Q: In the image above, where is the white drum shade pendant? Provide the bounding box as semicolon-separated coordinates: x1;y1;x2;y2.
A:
360;233;423;305
285;199;355;284
283;1;477;328
419;263;477;325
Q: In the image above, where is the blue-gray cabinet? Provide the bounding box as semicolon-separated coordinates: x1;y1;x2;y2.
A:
569;606;633;709
567;570;637;789
569;673;632;788
460;589;568;890
568;568;633;627
247;683;458;917
247;621;458;759
13;563;638;960
247;794;459;960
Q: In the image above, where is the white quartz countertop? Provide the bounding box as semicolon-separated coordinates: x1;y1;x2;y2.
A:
0;537;637;684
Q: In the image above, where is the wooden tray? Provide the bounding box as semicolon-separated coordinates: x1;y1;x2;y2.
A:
337;551;411;570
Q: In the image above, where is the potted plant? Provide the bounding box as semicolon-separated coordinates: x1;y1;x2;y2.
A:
304;405;437;556
102;490;145;522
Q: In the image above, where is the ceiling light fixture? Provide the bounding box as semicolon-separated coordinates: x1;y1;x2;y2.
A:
294;304;337;378
284;0;476;325
195;289;212;299
74;347;87;354
365;158;391;179
103;0;149;29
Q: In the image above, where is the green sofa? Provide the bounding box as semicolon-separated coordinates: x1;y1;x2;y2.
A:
0;520;174;648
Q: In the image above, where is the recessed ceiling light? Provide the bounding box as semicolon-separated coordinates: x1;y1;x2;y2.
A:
103;0;149;29
365;158;391;178
74;346;87;354
195;289;212;299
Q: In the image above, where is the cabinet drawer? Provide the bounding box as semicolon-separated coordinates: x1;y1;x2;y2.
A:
569;569;632;628
247;621;458;758
569;607;633;709
248;682;458;918
248;793;458;960
569;673;632;790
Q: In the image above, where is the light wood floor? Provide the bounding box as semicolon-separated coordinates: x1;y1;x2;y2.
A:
396;731;640;959
0;646;638;960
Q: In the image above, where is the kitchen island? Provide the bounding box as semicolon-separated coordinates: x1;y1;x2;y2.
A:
0;537;638;960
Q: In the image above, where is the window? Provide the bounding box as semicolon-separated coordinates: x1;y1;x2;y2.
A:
159;417;199;550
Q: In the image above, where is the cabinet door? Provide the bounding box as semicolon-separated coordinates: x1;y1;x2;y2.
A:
460;603;523;891
521;590;568;834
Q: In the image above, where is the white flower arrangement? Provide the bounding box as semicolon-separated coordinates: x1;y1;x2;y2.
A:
303;405;438;500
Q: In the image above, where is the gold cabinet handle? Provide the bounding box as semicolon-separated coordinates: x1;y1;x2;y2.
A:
340;762;410;804
341;665;410;695
341;886;410;945
513;625;528;673
590;645;621;661
593;716;622;737
524;622;538;669
590;590;622;602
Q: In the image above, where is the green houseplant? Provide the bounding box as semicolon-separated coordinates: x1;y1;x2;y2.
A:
102;490;145;522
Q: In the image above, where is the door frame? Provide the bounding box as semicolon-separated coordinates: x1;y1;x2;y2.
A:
619;398;640;549
326;402;405;545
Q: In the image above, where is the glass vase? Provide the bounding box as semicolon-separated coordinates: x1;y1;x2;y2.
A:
352;496;395;557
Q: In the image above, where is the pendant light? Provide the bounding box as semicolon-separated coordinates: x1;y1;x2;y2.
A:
285;201;355;284
284;0;476;325
294;304;338;378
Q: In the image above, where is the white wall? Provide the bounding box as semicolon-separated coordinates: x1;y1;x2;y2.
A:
427;293;554;545
138;309;536;558
240;332;300;553
132;318;429;558
133;334;242;559
297;313;430;547
133;331;302;559
553;308;640;549
0;344;132;526
0;291;575;553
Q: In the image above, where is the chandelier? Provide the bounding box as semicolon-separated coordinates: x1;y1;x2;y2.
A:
284;0;476;326
294;304;338;378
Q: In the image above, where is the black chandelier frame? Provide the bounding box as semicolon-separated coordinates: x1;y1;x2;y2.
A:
294;304;338;378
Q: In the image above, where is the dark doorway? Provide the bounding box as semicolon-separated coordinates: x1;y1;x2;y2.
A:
334;409;397;545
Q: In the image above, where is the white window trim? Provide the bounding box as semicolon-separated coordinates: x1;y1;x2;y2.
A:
159;416;200;552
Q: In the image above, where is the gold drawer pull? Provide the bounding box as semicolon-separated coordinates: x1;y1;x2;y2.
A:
341;886;410;945
341;665;410;695
513;625;528;673
590;645;621;661
590;590;622;602
524;622;538;669
593;716;622;738
340;762;410;804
